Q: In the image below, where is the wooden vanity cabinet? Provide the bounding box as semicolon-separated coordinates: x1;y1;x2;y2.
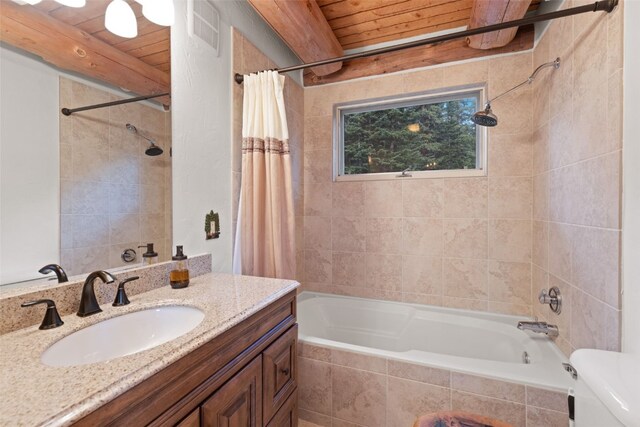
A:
75;291;298;427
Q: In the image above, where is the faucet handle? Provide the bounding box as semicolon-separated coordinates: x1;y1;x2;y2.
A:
538;286;562;314
21;299;64;330
113;276;139;307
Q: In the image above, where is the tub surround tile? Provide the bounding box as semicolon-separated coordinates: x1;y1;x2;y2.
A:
443;179;488;219
402;256;443;296
488;261;531;306
365;254;402;291
488;220;532;263
332;182;364;218
401;218;443;256
443;219;488;259
364;181;402;218
305;182;332;217
332;252;366;288
451;373;525;403
0;269;297;425
299;357;333;415
488;177;532;220
305;216;332;251
387;360;450;388
332;217;366;253
387;377;451;427
332;365;386;427
402;179;444;218
488;133;533;177
526;386;568;414
451;390;526;427
331;349;387;374
365;218;403;254
443;258;488;299
299;409;332;427
526;407;569;427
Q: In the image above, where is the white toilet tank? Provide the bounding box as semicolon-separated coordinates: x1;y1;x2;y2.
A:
570;349;639;427
572;377;624;427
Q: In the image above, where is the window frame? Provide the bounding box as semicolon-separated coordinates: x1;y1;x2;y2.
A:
332;84;488;182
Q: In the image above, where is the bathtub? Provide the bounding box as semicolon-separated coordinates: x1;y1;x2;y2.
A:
297;292;573;391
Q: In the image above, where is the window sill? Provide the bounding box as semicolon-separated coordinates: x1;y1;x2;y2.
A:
334;168;487;182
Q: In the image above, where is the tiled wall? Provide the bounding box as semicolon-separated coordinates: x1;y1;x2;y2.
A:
297;341;568;427
303;55;536;316
530;0;623;354
231;29;305;282
59;78;172;276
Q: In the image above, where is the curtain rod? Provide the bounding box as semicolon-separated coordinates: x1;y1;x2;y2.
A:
61;92;170;116
234;0;617;84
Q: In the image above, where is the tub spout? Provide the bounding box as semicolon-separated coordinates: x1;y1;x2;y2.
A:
517;321;559;338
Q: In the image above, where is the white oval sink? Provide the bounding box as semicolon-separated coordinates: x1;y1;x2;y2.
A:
41;306;205;367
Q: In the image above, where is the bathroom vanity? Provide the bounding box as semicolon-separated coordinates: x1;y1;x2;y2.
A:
0;272;299;426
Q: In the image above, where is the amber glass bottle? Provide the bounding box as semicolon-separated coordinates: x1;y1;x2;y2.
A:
170;246;190;289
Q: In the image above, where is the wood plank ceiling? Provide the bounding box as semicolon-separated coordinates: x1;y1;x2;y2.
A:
32;0;171;73
317;0;542;51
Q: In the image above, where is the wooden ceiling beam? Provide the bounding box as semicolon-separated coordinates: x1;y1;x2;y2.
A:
0;1;170;105
466;0;533;49
304;24;534;85
247;0;344;76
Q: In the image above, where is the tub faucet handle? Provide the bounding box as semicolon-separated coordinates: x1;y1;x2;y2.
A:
538;286;562;314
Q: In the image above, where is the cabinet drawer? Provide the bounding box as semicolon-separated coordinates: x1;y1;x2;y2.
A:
266;389;298;427
262;325;297;424
201;356;263;427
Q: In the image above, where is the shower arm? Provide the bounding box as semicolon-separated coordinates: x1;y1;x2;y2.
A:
132;130;156;145
484;58;561;108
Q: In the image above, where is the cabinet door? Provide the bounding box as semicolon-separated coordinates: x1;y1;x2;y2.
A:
263;325;297;424
201;356;263;427
176;408;200;427
265;389;297;427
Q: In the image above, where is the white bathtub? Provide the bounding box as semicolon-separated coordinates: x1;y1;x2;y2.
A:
298;292;573;390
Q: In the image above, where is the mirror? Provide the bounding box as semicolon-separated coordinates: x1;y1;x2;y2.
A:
0;1;172;287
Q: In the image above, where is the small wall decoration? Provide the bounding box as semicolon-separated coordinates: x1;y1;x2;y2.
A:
205;210;220;240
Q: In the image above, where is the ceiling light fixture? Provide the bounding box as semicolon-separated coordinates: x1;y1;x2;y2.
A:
105;0;138;39
139;0;175;26
54;0;86;7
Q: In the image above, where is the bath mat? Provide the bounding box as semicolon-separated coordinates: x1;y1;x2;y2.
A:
413;411;513;427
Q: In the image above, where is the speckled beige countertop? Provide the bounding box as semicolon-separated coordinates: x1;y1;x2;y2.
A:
0;272;299;427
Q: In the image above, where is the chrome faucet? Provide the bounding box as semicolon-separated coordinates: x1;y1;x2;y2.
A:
77;271;116;317
517;321;559;338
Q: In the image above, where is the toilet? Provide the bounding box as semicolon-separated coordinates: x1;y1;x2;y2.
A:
570;349;638;427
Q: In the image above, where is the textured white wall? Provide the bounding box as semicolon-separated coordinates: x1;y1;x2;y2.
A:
0;47;59;285
623;0;640;354
171;0;299;272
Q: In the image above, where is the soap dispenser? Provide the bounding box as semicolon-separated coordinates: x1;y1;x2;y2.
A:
170;246;190;289
138;243;158;265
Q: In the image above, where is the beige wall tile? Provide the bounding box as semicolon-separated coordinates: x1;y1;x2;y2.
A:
365;253;402;291
402;67;445;93
451;372;525;403
443;258;488;299
443;178;487;218
490;91;533;136
304;250;332;284
532;173;549;221
571;288;620;351
298;357;332;416
299;410;331;427
532;124;549;175
488;260;531;306
304;217;332;251
304;114;333;151
488;177;532;219
387;377;451;427
109;213;140;245
332;365;386;427
332;217;366;253
488;219;532;262
304;150;332;183
532;221;548;270
488;133;533;177
365;218;403;254
451;390;526;427
332;252;366;288
402;179;444;217
489;53;532;94
365;181;403;218
442;296;488;311
443;219;488;259
332;182;364;217
402;256;442;296
548;223;573;283
402;218;443;257
305;182;332;217
443;60;488;87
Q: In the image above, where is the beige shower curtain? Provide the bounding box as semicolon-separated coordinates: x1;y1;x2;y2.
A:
234;71;295;279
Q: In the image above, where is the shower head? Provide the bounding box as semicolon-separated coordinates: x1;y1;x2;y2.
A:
125;123;164;156
145;144;164;156
472;57;561;127
471;104;498;127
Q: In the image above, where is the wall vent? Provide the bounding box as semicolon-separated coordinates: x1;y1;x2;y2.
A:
188;0;220;56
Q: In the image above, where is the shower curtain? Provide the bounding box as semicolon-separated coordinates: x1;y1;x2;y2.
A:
233;71;295;279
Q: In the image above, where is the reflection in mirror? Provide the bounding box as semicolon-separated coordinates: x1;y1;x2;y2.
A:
0;1;172;288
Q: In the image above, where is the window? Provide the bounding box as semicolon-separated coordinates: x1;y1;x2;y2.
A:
333;86;486;180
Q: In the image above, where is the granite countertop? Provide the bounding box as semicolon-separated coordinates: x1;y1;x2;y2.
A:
0;272;299;427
